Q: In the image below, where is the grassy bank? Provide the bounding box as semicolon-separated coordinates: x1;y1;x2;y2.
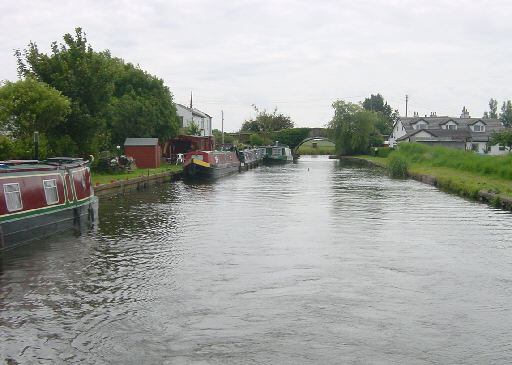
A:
92;164;182;185
356;143;512;200
297;140;335;155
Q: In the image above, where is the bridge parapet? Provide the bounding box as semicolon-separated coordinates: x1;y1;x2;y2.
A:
309;128;327;138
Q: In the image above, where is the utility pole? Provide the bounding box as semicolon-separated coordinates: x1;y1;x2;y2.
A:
221;110;224;144
405;94;409;117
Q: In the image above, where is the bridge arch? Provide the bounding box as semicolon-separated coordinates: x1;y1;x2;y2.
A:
292;136;336;155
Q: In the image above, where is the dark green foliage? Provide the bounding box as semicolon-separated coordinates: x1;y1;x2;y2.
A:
106;60;179;145
362;93;399;135
16;28;115;155
241;105;294;133
272;128;311;149
0;77;71;140
500;100;512;128
184;121;201;136
328;99;382;155
490;129;512;150
376;146;393;158
14;27;180;157
388;153;408;178
249;133;264;146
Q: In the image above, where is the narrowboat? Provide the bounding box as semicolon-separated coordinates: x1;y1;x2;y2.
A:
0;157;98;252
238;148;263;171
263;143;293;164
183;150;240;179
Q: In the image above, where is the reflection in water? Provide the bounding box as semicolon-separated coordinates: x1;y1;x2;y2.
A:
1;156;512;364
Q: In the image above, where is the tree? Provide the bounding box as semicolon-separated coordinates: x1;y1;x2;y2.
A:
185;121;201;136
490;98;498;119
362;93;398;135
106;60;179;146
16;28;117;155
490;129;512;151
500;100;512;128
241;105;294;134
0;77;70;139
272;128;311;149
249;133;264;146
328;100;381;155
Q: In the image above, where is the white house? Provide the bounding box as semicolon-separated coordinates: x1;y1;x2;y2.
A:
389;107;508;155
176;103;212;136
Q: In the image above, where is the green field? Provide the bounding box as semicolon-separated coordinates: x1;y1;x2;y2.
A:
297;140;335;155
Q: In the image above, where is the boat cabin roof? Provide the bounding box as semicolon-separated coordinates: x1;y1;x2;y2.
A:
0;158;87;173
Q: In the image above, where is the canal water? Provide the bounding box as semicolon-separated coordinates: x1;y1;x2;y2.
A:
1;156;512;364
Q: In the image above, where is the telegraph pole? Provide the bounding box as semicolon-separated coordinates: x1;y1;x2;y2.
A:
405;94;409;117
221;110;224;144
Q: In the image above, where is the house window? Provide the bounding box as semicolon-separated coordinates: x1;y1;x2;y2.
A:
43;179;59;205
499;145;506;151
4;183;22;212
447;124;457;130
417;123;427;130
180;116;184;127
471;143;479;151
473;124;484;132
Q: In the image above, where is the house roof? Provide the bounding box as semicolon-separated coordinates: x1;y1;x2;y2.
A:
398;116;502;133
124;138;159;146
176;103;212;118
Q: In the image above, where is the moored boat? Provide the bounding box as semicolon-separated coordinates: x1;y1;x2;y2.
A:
183;150;240;180
0;157;98;252
263;143;293;164
238;148;263;171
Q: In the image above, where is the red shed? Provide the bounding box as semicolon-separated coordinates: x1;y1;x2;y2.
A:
124;138;161;168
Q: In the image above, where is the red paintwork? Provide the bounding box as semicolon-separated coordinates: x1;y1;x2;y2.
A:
125;145;161;168
65;174;74;202
0;173;66;215
0;162;93;217
183;150;239;168
72;168;93;201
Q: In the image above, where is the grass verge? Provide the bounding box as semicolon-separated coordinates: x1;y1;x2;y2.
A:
92;164;182;185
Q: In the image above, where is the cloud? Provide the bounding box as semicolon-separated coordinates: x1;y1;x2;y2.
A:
1;0;511;131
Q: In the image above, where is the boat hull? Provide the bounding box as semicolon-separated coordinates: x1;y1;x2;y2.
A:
184;161;239;180
0;196;98;252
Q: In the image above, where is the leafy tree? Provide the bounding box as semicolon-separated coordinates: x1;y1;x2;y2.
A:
16;28;116;155
185;121;201;136
241;105;294;134
500;100;512;128
490;129;512;151
484;98;499;119
249;133;264;146
272;128;311;149
362;93;398;135
106;60;179;145
490;98;498;119
0;77;70;139
328;100;381;155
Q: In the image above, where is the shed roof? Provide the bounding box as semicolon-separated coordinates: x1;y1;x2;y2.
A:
124;138;159;146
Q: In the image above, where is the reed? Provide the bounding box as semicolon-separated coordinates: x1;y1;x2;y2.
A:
393;143;512;181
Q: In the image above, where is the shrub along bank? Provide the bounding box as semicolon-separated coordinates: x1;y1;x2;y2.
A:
357;143;512;208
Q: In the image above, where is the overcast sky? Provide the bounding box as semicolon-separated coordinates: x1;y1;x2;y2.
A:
1;0;511;131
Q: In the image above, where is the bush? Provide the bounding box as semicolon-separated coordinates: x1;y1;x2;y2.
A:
388;154;408;178
376;146;393;158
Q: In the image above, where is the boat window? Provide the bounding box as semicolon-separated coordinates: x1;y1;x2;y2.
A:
43;179;59;205
4;183;22;212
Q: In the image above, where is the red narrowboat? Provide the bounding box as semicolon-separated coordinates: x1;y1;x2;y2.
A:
183;150;240;180
0;157;98;252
